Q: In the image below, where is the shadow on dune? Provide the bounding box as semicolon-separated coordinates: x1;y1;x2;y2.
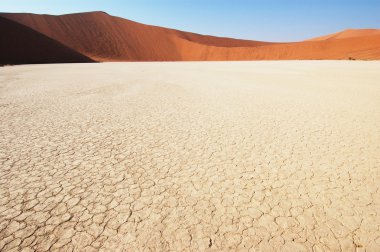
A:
0;16;94;65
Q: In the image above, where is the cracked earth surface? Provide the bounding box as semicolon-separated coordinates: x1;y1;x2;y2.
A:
0;61;380;251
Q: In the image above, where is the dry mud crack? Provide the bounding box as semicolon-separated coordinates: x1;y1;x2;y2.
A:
0;62;380;251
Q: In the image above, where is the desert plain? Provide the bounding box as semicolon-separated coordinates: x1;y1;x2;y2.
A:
0;61;380;251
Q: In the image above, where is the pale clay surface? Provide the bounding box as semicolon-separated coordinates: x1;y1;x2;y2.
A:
0;61;380;251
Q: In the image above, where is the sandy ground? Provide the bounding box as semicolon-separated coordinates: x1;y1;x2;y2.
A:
0;61;380;251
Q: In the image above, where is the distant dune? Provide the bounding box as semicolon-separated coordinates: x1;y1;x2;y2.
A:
1;11;380;64
308;29;380;41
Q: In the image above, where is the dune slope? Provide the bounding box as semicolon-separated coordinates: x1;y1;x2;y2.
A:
0;12;272;61
1;11;380;62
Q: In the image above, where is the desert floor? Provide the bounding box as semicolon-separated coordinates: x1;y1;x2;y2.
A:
0;61;380;251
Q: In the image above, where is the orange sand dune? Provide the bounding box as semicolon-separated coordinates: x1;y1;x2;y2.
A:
1;11;380;63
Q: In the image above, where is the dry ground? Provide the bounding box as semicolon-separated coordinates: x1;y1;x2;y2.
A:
0;61;380;251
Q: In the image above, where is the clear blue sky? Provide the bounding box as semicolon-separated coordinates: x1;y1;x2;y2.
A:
1;0;379;42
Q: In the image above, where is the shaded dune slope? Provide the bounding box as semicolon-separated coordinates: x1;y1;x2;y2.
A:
0;16;93;65
1;11;380;63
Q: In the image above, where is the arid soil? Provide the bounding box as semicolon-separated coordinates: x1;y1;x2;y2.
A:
1;62;380;251
1;11;380;63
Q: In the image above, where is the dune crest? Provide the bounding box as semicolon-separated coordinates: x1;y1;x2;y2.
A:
1;11;380;63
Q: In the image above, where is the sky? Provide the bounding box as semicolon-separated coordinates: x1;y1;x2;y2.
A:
1;0;379;42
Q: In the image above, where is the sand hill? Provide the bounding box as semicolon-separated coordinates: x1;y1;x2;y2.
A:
1;11;380;63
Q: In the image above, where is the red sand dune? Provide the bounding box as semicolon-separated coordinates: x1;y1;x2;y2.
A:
1;11;380;63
